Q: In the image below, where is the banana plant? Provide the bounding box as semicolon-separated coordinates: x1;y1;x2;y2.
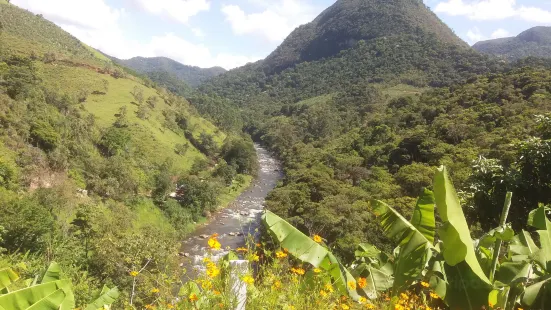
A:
370;166;494;310
494;205;551;308
349;243;394;299
0;262;119;310
262;210;360;300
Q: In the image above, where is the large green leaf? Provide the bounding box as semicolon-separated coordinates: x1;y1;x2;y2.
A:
521;275;551;306
0;268;19;292
0;279;73;310
371;189;435;292
41;263;61;284
352;263;394;299
262;210;359;300
85;286;119;310
433;166;492;310
528;206;551;270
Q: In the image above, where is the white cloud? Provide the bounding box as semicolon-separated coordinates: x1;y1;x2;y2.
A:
11;0;258;69
466;27;487;44
491;28;510;39
435;0;551;24
145;33;260;69
133;0;210;24
192;27;205;38
222;0;320;42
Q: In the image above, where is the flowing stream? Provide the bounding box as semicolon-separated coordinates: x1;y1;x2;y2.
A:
179;144;282;281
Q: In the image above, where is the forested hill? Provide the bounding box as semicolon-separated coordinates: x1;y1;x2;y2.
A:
199;0;498;107
114;56;226;87
473;26;551;60
262;0;468;74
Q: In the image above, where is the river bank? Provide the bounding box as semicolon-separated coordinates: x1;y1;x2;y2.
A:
178;144;282;280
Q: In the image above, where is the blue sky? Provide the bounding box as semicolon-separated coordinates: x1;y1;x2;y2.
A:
10;0;551;69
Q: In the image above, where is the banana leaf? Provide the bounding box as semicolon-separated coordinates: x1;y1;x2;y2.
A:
41;263;61;284
262;210;360;300
433;166;492;310
0;268;19;292
371;189;435;293
0;279;73;310
85;286;119;310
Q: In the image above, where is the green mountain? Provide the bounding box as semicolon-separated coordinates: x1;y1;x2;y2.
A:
473;26;551;59
263;0;468;73
200;0;497;106
115;56;226;87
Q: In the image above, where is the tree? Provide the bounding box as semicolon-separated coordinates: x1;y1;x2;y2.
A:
136;104;151;120
114;106;129;128
130;86;144;104
146;95;158;108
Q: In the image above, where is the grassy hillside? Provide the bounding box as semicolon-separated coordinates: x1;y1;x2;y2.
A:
0;2;259;308
37;63;224;171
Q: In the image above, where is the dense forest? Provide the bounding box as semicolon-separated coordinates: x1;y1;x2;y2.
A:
2;0;551;309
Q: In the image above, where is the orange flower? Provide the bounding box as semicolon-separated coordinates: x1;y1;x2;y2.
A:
430;292;439;299
189;293;198;302
348;281;356;290
420;281;430;288
325;283;334;293
320;290;328;297
313;235;323;243
359;297;367;304
291;267;305;275
236;247;248;253
276;251;288;259
357;277;367;288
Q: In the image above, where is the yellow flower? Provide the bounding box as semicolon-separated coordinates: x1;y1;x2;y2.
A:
166;304;174;309
341;304;350;310
325;283;334;293
203;257;211;263
291;267;305;275
429;292;439;299
276;251;288;259
206;265;220;278
400;293;408;300
213;290;221;295
348;281;356;290
242;275;254;285
394;305;404;310
208;237;221;250
425;307;432;310
359;297;367;304
251;254;260;262
313;268;322;273
236;247;248;253
256;243;261;247
313;234;323;243
189;293;198;302
420;281;430;288
272;281;281;289
366;304;376;309
288;306;296;310
320;290;328;297
150;288;160;294
129;271;138;277
144;305;154;309
357;277;367;288
201;280;212;290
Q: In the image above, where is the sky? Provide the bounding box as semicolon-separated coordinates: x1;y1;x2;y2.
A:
9;0;551;70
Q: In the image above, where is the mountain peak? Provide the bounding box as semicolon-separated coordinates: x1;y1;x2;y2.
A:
262;0;467;73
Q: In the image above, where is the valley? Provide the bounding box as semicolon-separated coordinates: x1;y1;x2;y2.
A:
1;0;551;309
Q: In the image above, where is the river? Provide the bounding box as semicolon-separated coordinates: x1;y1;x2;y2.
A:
179;144;282;281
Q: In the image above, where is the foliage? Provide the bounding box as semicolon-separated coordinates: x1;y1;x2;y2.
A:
474;26;551;60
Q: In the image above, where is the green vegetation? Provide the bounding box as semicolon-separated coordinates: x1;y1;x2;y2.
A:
474;26;551;60
114;56;226;88
0;2;259;308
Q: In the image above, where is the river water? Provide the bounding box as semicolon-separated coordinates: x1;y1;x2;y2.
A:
179;144;282;281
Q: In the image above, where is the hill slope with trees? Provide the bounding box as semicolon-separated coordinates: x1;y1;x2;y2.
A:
473;26;551;60
115;56;226;87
